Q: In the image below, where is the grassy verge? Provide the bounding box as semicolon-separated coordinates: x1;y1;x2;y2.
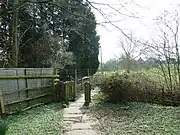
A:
3;102;64;135
89;93;180;135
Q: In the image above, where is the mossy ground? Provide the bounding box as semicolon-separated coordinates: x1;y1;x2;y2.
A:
3;102;63;135
89;93;180;135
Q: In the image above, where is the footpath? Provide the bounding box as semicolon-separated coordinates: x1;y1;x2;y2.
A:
62;88;101;135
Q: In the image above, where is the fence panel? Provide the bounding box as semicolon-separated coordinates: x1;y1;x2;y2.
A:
0;69;18;105
16;68;26;101
41;68;54;87
0;68;57;114
26;68;42;89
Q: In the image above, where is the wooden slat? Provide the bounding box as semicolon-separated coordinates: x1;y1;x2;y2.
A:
0;89;5;114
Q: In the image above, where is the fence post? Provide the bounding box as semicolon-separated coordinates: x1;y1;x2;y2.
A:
162;85;165;105
24;68;29;107
52;68;57;102
16;69;20;100
64;82;69;105
72;69;77;101
84;81;91;106
87;69;90;77
0;89;5;114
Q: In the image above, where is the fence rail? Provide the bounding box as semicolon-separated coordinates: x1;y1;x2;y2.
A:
0;75;59;79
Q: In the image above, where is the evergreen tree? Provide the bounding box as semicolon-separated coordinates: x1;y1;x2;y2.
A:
0;0;100;75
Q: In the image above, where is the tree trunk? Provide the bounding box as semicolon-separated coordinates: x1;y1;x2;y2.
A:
127;55;131;73
12;0;19;67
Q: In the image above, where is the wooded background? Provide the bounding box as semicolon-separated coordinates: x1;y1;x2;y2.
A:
0;0;100;76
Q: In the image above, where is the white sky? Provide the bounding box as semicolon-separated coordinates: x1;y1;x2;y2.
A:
91;0;180;62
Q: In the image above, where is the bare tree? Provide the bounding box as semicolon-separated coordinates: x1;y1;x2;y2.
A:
118;32;142;73
143;8;180;93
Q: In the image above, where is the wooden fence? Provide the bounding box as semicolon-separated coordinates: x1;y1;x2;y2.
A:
0;68;59;114
0;68;92;115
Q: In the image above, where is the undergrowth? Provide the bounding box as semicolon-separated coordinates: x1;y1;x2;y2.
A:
3;102;63;135
90;93;180;135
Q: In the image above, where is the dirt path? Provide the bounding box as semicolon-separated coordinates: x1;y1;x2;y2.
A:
62;88;101;135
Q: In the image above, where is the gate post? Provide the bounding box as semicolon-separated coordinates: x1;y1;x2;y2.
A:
84;81;91;106
64;81;69;105
72;69;77;101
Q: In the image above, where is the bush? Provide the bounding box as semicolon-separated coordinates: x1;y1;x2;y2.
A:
99;72;165;104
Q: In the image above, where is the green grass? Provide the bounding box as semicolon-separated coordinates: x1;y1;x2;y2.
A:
102;68;175;86
90;93;180;135
3;103;64;135
96;70;126;77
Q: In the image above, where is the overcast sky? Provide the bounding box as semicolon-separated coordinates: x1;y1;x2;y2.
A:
91;0;180;62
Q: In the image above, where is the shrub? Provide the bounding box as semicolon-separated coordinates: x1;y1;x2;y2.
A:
99;72;165;104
